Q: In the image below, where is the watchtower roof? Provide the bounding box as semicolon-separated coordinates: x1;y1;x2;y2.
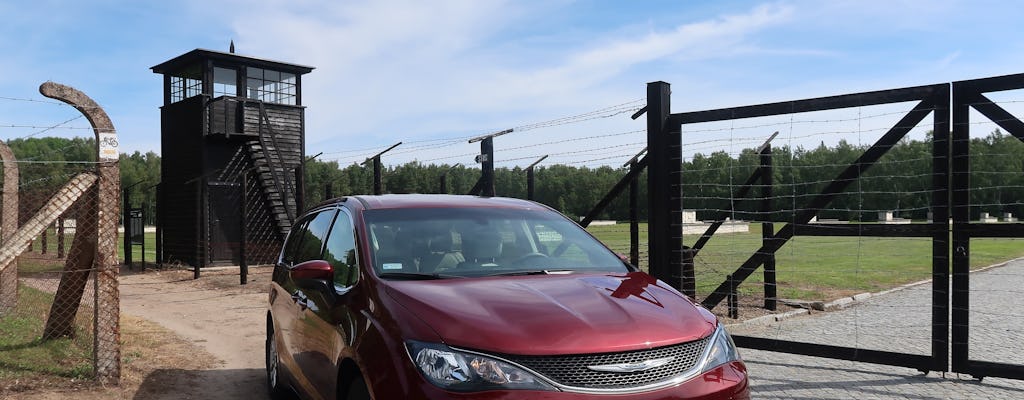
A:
151;48;315;75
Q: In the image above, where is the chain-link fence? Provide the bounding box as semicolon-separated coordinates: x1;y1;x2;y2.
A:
0;82;121;388
0;161;119;385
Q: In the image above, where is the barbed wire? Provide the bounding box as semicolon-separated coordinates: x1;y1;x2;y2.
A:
0;94;110;111
514;99;644;132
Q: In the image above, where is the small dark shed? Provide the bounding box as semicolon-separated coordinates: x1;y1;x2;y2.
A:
152;49;314;267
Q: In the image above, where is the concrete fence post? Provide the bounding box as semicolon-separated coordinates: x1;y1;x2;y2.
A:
39;81;121;385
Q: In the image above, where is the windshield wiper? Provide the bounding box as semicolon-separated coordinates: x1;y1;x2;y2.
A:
377;272;463;280
487;269;575;277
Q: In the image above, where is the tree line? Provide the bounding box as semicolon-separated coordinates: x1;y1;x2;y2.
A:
3;130;1021;225
305;130;1024;222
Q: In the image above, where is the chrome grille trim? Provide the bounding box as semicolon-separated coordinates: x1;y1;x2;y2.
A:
455;334;714;394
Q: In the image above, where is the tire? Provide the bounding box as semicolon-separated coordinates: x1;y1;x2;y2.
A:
342;375;370;400
266;322;288;399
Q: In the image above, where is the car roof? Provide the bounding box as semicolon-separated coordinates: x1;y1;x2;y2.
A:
348;194;549;211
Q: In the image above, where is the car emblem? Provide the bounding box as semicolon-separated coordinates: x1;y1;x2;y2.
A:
586;356;676;373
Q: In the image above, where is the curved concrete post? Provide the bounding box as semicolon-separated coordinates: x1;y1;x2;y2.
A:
38;81;121;384
0;141;18;315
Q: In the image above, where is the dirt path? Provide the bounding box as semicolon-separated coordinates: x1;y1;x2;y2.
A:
10;266;278;399
116;266;273;399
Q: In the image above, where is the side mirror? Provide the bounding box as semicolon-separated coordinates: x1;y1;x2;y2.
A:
291;260;334;293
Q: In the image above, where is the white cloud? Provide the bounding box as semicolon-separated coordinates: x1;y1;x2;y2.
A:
210;1;796;162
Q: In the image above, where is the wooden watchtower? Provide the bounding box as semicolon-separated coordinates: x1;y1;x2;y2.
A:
152;48;314;267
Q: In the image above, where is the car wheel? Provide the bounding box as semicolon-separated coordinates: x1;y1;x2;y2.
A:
342;375;370;400
266;322;287;399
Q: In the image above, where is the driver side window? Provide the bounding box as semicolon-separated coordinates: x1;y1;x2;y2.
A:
324;209;359;288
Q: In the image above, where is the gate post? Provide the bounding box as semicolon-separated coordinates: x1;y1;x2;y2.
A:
645;82;684;290
760;143;776;311
951;81;970;374
628;159;640;267
39;81;121;384
931;84;951;373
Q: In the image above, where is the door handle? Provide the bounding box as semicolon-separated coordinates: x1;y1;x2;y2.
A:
291;290;311;310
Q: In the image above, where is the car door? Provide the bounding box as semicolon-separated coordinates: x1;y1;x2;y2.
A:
270;215;311;386
296;207;362;399
280;209;338;398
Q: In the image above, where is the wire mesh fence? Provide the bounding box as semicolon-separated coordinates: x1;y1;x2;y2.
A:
0;83;120;387
0;160;118;386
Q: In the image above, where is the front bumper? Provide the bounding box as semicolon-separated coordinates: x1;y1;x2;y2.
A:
377;360;749;400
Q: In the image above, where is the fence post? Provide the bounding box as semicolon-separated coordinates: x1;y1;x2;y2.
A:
141;202;147;270
645;81;684;290
57;218;66;259
469;130;511;197
363;142;401;196
240;172;248;285
41;227;48;255
194;179;203;279
122;187;132;267
480;137;495;197
294;167;305;214
0;141;18;315
372;157;382;195
39;81;121;384
155;183;162;267
727;274;738;319
526;155;548;201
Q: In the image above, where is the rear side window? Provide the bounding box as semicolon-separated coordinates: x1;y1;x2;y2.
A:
281;218;311;265
323;209;359;288
290;209;338;264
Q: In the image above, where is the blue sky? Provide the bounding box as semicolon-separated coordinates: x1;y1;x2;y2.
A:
1;0;1022;168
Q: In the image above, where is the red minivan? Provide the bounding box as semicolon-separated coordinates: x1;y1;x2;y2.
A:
267;195;749;399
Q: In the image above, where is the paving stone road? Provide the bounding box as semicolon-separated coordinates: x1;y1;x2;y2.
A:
729;258;1024;399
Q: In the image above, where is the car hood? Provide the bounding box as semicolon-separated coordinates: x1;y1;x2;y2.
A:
385;271;716;355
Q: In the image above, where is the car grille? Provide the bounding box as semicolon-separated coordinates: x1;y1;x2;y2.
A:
502;336;711;390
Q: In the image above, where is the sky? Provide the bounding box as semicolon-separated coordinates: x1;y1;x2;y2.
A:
1;0;1023;169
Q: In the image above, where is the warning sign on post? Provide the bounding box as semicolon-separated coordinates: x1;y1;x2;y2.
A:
98;132;118;160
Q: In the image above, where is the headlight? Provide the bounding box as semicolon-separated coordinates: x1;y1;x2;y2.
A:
699;324;742;373
406;340;556;392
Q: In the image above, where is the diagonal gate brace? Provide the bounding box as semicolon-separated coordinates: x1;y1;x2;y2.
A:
701;97;938;309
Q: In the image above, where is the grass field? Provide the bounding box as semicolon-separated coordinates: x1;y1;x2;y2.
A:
588;222;1024;300
0;284;93;384
16;223;1024;302
19;231;158;274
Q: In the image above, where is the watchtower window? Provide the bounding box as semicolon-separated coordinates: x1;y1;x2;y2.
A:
170;75;202;103
246;67;297;105
213;67;238;98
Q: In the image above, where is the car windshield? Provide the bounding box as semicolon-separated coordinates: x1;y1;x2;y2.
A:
363;207;628;278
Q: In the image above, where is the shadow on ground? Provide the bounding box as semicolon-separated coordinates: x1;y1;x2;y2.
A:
745;357;1024;400
133;368;284;399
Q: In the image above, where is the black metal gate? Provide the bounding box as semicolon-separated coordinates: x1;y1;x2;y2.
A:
647;81;952;374
646;73;1024;379
951;73;1024;380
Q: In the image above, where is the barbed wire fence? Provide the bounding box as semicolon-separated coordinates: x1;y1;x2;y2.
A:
0;82;121;386
314;81;1024;359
